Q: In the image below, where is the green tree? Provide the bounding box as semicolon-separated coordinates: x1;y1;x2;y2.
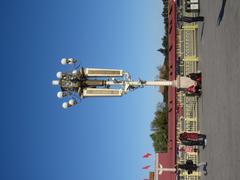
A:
150;103;168;152
151;0;169;152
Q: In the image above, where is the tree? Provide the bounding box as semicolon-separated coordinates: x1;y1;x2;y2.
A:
150;103;168;152
151;0;169;152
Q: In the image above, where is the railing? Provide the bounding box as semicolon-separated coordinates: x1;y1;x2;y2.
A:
176;0;201;179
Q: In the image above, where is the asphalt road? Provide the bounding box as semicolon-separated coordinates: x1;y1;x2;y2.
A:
197;0;240;179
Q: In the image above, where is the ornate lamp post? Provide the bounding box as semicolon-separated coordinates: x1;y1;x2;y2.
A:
52;58;197;109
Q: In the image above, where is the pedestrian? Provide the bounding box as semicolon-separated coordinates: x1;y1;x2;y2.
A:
198;162;208;175
186;85;196;94
179;132;206;141
181;139;206;149
178;16;204;23
185;84;202;96
177;160;208;175
177;160;197;174
186;85;195;94
185;72;202;96
179;146;198;153
187;72;202;83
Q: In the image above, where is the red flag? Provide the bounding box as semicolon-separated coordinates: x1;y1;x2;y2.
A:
143;153;152;158
142;165;150;170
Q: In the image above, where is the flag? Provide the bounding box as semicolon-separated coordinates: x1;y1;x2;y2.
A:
143;153;152;158
142;165;150;170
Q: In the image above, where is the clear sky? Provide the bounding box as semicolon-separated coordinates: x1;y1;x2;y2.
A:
0;0;164;179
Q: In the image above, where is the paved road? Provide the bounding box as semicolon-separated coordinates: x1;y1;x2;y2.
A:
197;0;240;180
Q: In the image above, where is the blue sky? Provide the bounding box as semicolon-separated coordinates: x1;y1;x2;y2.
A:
0;0;164;179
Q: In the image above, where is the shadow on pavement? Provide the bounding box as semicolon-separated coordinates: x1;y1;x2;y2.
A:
217;0;227;25
200;22;205;40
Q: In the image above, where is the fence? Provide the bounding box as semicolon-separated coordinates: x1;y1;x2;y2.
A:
176;0;201;179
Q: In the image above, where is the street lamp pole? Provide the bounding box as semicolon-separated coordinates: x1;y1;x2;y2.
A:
52;58;197;109
157;164;176;175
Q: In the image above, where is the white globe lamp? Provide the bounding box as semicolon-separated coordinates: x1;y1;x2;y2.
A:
61;58;67;65
62;102;69;109
56;72;63;79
